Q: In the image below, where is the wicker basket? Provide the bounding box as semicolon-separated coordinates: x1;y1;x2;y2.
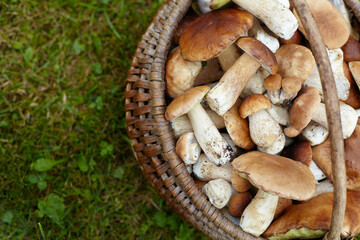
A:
125;0;360;239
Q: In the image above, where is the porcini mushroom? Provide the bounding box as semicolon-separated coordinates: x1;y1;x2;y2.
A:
232;151;316;237
165;86;233;166
202;179;232;209
166;47;202;98
207;37;278;115
239;94;282;148
263;191;360;239
193;154;232;182
294;0;350;49
301;121;329;146
196;0;231;13
176;132;201;165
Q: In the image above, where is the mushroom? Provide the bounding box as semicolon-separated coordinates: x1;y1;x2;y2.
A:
175;132;201;165
231;170;252;193
222;99;254;150
193;154;232;182
228;192;253;217
257;133;286;155
165;86;233;166
239;67;269;98
316;179;334;196
179;8;253;73
312;124;360;190
273;198;292;220
232;151;316;237
301;121;329;146
282;140;326;182
279;30;303;45
304;48;350;101
173;10;198;45
170;107;225;138
311;102;358;139
265;102;290;126
166;47;202;98
239;94;282;148
284;87;321;138
294;0;350;49
264;74;282;92
349;61;360;90
342;36;360;62
343;61;360;109
263;191;360;239
248;18;280;53
232;0;298;40
194;58;224;86
202;179;232;209
206;37;278;115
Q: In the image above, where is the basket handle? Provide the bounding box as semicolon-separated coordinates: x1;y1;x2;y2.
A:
291;0;347;239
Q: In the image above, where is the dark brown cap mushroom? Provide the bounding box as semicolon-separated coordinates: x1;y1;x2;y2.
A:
179;8;253;62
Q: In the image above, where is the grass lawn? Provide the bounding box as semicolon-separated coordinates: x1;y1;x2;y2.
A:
0;0;207;239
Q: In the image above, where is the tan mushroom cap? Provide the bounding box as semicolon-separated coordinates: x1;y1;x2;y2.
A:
235;37;278;74
294;0;350;49
312;124;360;190
282;141;312;167
179;9;253;62
344;62;360;109
166;47;202;98
263;191;360;238
232;151;316;200
282;76;303;95
349;61;360;88
165;85;210;121
239;94;272;119
223;99;255;150
264;74;282;91
275;44;315;80
284;87;321;138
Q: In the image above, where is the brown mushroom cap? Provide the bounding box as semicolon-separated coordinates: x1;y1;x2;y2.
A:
294;0;350;49
282;141;312;167
165;86;211;120
231;170;252;193
279;30;302;45
179;9;253;62
166;47;202;98
223;99;255;150
349;61;360;88
341;35;360;63
264;74;282;91
232;151;316;200
275;44;315;80
235;37;278;74
312;124;360;190
263;191;360;238
274;198;293;220
344;62;360;109
284;87;321;138
228;192;253;217
239;94;272;119
282;76;303;95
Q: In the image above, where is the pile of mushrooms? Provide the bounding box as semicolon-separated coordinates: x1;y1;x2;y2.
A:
165;0;360;239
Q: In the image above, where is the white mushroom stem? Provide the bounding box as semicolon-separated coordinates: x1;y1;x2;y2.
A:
240;189;279;237
203;179;232;209
265;103;290;126
176;132;201;165
249;110;283;148
249;19;280;53
304;48;350;101
301;121;329;146
266;89;297;106
309;160;327;182
257;133;285;155
188;104;233;165
207;53;261;115
240;68;269;98
315;179;334;196
171;108;225;138
193;154;232;182
312;103;358;139
232;0;297;40
276;0;290;8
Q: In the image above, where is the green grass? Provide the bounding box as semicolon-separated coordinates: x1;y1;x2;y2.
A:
0;0;207;239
